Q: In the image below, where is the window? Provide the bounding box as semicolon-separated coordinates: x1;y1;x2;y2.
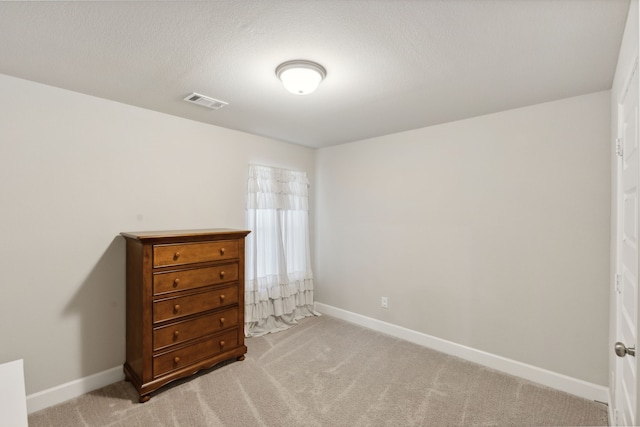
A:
245;164;318;337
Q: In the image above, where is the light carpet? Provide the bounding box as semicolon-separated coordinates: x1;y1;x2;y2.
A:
29;315;608;426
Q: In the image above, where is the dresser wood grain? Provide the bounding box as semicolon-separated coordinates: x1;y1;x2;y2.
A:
121;229;250;402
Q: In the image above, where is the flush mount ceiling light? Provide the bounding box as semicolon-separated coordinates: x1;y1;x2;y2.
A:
275;60;326;95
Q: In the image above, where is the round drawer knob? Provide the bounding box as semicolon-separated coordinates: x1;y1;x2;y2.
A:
220;248;225;255
220;271;226;278
219;341;225;347
220;317;225;325
174;304;180;312
174;252;180;260
173;278;180;287
174;330;180;338
220;295;225;302
174;357;180;364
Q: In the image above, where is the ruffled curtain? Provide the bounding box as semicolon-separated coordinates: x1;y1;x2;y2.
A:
245;164;319;337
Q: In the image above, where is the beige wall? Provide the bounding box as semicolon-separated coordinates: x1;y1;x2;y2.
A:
315;91;611;386
0;69;613;396
0;73;315;395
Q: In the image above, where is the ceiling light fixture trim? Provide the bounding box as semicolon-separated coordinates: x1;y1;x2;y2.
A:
276;60;326;95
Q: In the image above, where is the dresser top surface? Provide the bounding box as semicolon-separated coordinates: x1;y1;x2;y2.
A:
121;228;250;243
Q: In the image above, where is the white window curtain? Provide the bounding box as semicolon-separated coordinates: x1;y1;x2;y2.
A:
245;164;318;337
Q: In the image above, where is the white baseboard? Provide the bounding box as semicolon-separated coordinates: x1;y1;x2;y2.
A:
25;305;609;414
26;366;124;414
315;302;609;403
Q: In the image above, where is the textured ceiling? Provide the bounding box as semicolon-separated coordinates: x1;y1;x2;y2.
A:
0;0;630;148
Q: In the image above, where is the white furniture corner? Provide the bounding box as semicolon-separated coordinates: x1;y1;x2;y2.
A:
0;359;28;427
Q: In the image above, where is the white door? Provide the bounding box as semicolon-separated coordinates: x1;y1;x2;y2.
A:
615;60;639;427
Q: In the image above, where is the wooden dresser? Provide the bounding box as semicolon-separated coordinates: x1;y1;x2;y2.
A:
120;229;250;402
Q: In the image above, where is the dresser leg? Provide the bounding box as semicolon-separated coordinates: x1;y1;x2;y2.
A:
139;395;151;403
237;355;246;361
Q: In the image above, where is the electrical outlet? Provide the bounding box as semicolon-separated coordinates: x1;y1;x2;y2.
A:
381;296;388;309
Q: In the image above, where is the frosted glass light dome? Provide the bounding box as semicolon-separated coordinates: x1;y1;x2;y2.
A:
276;60;326;95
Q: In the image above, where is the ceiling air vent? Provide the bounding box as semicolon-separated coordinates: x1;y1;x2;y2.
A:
184;93;228;110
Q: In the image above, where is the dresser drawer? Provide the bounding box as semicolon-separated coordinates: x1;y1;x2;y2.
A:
153;240;239;267
153;308;238;350
153;329;239;378
153;263;239;295
153;286;238;323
